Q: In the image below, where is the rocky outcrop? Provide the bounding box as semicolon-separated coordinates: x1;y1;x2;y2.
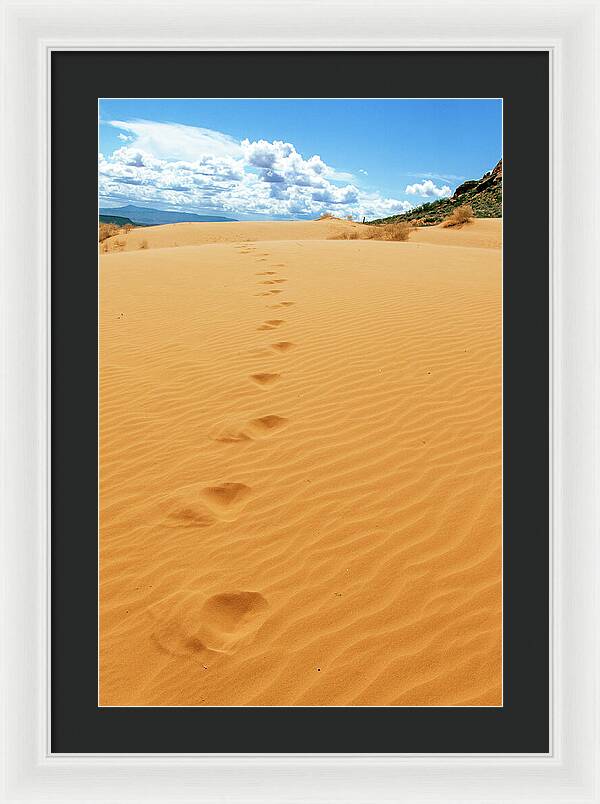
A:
454;159;502;200
369;160;502;226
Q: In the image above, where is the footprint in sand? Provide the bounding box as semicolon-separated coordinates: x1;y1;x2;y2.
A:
162;482;251;526
213;414;288;444
249;415;288;433
250;372;281;386
200;482;252;521
257;319;285;331
268;289;283;295
271;341;296;352
151;590;269;657
270;301;294;308
167;504;215;528
214;431;252;444
256;271;277;276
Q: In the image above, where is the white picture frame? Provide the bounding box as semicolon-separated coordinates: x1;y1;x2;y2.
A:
1;0;598;801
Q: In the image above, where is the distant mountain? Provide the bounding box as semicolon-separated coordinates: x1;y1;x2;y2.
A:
369;160;502;226
99;204;237;226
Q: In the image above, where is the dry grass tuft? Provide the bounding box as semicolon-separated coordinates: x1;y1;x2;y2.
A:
99;222;120;242
318;212;334;220
139;239;149;250
99;222;135;253
373;222;412;241
99;222;134;243
332;221;412;242
442;204;474;228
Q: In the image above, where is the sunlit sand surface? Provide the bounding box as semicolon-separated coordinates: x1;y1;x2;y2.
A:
100;218;502;706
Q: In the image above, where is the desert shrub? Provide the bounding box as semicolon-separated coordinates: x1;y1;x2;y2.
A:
380;222;412;241
318;211;334;219
345;214;354;221
332;222;411;241
139;239;148;250
364;221;412;241
99;222;134;243
99;222;119;242
442;204;474;228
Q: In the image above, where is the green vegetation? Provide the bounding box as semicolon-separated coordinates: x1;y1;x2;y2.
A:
369;160;502;227
99;214;136;227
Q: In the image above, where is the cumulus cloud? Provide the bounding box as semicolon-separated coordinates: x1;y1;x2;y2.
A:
405;179;452;199
101;120;412;219
359;169;368;175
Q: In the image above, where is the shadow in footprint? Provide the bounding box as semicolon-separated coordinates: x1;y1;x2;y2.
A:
250;372;281;385
258;319;285;331
200;482;252;521
271;341;295;352
168;505;215;528
249;415;288;433
214;431;252;444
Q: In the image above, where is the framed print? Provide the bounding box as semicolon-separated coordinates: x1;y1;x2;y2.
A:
55;51;547;754
1;1;599;802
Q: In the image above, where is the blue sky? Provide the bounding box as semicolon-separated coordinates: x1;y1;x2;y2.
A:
99;99;502;220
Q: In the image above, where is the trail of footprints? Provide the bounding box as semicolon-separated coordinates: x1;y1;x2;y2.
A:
155;244;299;657
212;244;296;448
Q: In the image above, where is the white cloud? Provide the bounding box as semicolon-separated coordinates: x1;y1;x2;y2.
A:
359;169;368;175
101;120;412;220
405;179;452;198
407;171;464;182
110;119;242;160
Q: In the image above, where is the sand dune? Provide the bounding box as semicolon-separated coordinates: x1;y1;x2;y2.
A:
409;218;501;250
100;219;502;706
100;216;349;252
100;216;501;253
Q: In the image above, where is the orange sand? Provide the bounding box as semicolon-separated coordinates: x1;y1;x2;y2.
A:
100;218;502;706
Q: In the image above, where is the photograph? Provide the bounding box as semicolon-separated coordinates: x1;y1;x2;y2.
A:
99;98;503;708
